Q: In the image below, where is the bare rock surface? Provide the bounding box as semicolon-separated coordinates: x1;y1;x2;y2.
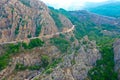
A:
113;39;120;79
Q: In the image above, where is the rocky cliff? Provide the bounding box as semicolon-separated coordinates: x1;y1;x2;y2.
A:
0;0;72;43
113;39;120;79
3;35;101;80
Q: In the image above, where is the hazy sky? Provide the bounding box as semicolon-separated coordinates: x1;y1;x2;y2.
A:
41;0;110;10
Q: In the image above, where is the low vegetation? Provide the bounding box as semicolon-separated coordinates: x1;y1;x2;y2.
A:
15;55;62;74
49;7;63;29
0;38;44;71
50;38;70;53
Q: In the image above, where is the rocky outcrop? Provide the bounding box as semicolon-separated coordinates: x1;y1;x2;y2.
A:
113;39;120;79
0;0;73;43
37;36;101;80
1;35;101;80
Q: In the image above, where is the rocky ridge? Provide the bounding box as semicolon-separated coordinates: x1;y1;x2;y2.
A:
113;39;120;79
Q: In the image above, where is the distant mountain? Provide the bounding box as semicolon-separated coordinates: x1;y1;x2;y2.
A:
86;2;120;18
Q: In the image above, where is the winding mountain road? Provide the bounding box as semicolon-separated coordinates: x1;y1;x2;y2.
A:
0;25;75;45
0;25;75;80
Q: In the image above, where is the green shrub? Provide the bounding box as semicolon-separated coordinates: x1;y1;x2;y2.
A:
35;24;41;37
27;34;32;38
15;63;27;71
41;55;50;68
50;38;70;53
0;53;9;70
45;68;53;74
28;38;44;49
0;43;21;71
15;25;19;35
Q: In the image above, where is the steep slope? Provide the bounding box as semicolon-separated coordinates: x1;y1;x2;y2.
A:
3;35;101;80
113;39;120;79
0;0;72;43
86;2;120;18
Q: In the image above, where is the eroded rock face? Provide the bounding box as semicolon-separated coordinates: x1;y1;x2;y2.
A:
113;39;120;79
0;0;57;42
40;36;101;80
0;0;73;43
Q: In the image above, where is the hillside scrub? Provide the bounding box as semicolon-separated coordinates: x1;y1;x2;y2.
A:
0;38;44;71
50;38;70;53
88;39;118;80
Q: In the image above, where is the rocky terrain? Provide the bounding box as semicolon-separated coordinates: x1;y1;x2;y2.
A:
3;35;101;80
0;0;72;43
113;39;120;79
36;36;101;80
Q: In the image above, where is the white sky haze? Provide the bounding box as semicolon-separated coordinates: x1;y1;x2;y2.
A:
41;0;109;10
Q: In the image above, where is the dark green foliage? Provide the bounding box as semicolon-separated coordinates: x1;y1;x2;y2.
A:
15;63;41;71
21;20;27;26
19;0;31;7
15;17;23;35
41;55;50;68
45;68;53;74
49;7;63;29
28;38;44;49
59;34;65;38
21;38;44;49
21;42;28;49
0;53;9;70
15;25;19;35
15;63;27;71
70;36;75;42
88;40;118;80
35;24;41;37
47;58;62;69
35;16;42;37
0;43;21;71
7;43;20;53
27;34;32;38
28;65;41;70
50;38;70;53
8;24;12;28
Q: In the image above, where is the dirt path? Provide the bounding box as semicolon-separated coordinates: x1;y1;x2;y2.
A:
0;25;75;45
